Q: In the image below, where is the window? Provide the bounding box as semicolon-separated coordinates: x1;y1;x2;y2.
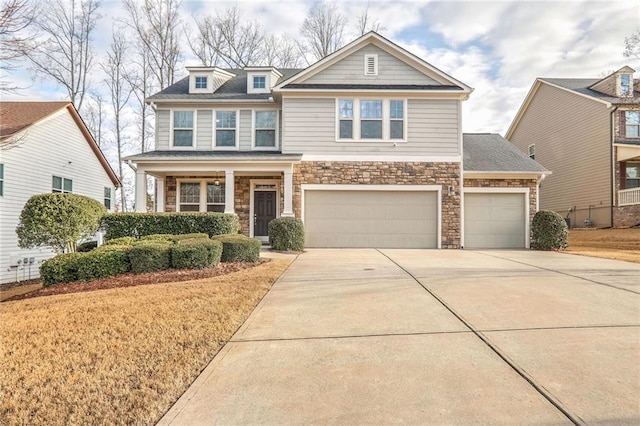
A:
173;111;194;147
528;144;535;160
625;163;640;189
390;100;404;139
253;76;266;89
215;111;237;147
620;74;632;97
364;54;378;76
625;111;640;138
179;182;200;211
104;187;112;210
255;111;277;147
195;76;208;89
0;163;4;196
338;100;353;139
206;182;225;212
52;176;72;193
360;100;383;139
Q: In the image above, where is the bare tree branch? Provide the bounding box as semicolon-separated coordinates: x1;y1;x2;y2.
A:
0;0;37;93
264;33;304;68
186;14;223;66
624;31;640;61
355;1;384;36
299;1;347;62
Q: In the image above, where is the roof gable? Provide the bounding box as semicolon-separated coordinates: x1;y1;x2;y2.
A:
463;133;548;174
275;32;472;94
588;66;636;97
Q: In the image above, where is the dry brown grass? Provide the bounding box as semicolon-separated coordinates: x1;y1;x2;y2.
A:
0;258;293;425
568;228;640;263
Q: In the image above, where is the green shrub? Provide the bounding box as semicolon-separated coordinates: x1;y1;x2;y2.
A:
103;236;136;246
77;241;98;252
128;242;172;273
101;213;240;240
173;233;210;242
531;210;568;251
171;240;223;269
268;217;305;251
213;234;261;263
17;193;106;253
76;246;130;281
40;253;83;286
139;233;176;243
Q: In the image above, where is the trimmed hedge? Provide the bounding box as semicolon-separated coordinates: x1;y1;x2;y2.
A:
213;234;261;263
76;246;130;281
101;213;240;240
139;234;175;243
77;241;98;252
173;233;210;242
171;239;223;269
128;242;172;274
531;210;568;251
268;217;305;251
103;236;136;246
40;253;83;287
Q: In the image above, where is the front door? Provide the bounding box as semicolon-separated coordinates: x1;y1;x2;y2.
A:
254;191;277;242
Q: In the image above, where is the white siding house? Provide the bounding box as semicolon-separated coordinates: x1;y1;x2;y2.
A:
0;102;120;284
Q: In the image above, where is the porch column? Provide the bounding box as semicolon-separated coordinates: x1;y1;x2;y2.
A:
156;177;165;213
135;169;147;212
282;168;294;217
224;170;235;214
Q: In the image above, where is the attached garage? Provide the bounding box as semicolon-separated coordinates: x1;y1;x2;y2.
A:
303;185;440;248
463;190;529;249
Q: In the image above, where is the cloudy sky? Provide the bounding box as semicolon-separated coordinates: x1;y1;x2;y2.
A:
6;0;639;136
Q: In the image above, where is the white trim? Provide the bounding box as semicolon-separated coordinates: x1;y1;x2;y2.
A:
190;74;211;94
169;109;197;149
301;184;442;249
176;178;226;212
302;154;461;162
462;187;531;249
250;179;281;242
335;98;407;143
251;109;280;151
364;53;378;76
464;171;549;179
213;109;240;150
156;177;165;212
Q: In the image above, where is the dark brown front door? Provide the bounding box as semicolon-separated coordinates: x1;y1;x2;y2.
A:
254;191;276;237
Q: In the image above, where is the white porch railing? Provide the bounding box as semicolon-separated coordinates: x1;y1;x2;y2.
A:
619;187;640;206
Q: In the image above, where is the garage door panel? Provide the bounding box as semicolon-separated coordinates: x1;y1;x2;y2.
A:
304;190;438;248
464;193;526;249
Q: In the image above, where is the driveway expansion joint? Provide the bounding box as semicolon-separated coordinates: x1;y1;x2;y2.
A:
230;329;473;343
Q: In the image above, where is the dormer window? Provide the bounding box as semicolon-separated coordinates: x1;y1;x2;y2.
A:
620;74;633;97
253;76;266;89
364;54;378;76
195;76;208;89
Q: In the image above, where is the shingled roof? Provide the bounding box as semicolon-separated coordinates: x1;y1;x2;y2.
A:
0;101;69;138
540;77;639;105
463;133;549;174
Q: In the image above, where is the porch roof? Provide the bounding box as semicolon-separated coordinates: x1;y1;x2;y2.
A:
124;150;302;162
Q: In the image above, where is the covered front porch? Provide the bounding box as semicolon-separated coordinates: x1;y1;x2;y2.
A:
126;152;301;241
616;144;640;206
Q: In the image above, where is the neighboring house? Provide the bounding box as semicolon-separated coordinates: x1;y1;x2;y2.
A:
126;32;548;249
506;66;640;228
0;101;121;284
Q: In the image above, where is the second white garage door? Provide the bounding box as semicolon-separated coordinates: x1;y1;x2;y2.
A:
464;192;527;249
304;189;439;248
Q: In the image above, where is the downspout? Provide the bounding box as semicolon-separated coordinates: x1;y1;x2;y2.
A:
610;106;618;228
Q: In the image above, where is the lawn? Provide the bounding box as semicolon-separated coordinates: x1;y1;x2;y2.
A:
568;228;640;263
0;258;293;425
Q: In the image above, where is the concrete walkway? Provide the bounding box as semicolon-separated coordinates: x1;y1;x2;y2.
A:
159;249;640;425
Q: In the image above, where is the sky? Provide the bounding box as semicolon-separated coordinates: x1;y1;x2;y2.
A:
5;0;639;137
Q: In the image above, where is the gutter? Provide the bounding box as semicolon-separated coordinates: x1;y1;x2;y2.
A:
610;106;619;227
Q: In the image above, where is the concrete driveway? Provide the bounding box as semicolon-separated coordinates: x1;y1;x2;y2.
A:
159;249;640;425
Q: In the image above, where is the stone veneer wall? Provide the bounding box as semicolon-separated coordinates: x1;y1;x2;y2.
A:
614;205;640;227
294;161;462;248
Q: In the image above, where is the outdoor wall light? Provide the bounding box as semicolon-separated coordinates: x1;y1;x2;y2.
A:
448;186;456;196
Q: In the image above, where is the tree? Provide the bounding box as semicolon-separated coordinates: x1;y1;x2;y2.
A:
299;1;347;62
102;29;134;212
124;43;154;153
25;0;100;113
122;0;182;90
355;1;383;36
624;31;640;61
264;33;304;68
16;193;106;254
0;0;37;93
187;14;223;66
83;91;105;147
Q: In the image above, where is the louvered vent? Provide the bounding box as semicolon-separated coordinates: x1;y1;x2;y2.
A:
364;54;378;76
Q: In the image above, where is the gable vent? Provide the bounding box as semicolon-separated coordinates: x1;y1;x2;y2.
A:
364;54;378;76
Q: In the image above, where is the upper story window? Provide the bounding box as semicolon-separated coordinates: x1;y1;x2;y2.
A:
360;100;383;139
253;76;266;89
173;110;194;147
104;187;112;210
52;176;72;193
215;111;237;148
0;163;4;196
390;100;404;139
337;99;406;141
364;54;378;76
620;74;633;97
625;111;640;138
195;76;208;89
254;111;277;148
339;100;354;139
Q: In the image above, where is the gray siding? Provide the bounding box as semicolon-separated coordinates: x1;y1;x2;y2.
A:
197;109;212;149
303;44;440;86
156;109;170;149
282;97;460;156
509;83;612;226
239;110;252;150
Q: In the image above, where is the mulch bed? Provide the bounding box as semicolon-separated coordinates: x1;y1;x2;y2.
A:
3;260;268;303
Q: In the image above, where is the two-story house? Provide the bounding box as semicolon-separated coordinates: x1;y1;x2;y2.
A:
126;32;548;249
0;101;121;284
507;66;640;228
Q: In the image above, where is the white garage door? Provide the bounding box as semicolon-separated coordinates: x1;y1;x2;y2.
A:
304;190;438;248
464;192;526;249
